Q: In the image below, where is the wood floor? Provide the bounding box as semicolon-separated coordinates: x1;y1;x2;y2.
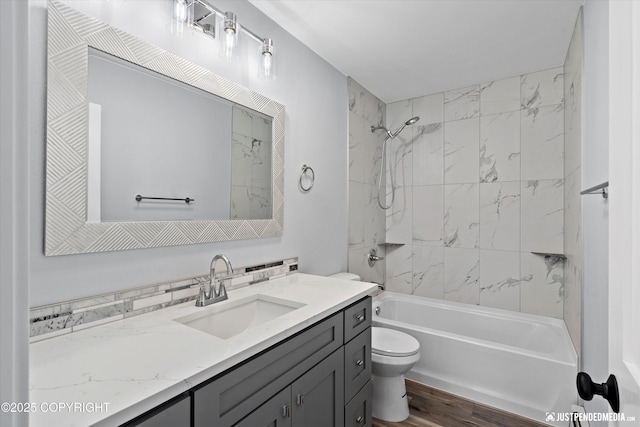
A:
372;379;549;427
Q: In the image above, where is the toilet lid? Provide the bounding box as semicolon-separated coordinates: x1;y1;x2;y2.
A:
371;327;420;357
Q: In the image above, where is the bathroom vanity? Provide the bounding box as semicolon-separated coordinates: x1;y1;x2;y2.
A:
131;297;371;427
29;274;376;427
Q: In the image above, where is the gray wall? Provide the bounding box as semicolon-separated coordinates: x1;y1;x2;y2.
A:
88;50;233;222
29;0;348;306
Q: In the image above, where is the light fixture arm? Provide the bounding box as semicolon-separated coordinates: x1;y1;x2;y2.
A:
192;0;268;44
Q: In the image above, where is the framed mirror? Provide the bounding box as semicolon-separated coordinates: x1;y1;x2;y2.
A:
45;1;284;256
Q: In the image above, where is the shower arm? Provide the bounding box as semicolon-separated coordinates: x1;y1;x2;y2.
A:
389;123;408;139
370;125;393;139
370;124;405;140
370;116;419;141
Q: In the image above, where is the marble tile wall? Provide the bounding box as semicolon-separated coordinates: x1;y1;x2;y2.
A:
563;10;583;356
230;106;273;220
29;257;299;342
384;67;566;319
347;78;386;284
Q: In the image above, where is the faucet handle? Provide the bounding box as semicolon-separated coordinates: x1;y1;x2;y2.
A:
195;285;207;307
217;280;227;298
367;248;384;267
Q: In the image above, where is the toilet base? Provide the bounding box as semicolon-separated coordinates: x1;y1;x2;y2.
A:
371;373;410;422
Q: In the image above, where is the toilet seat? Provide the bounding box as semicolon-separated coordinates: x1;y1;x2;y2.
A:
372;327;419;357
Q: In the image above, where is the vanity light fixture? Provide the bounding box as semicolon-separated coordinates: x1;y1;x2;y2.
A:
169;0;277;79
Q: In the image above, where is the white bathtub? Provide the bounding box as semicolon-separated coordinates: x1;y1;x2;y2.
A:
372;292;577;426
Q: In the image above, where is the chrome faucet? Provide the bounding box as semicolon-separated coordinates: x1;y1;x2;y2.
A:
196;254;233;307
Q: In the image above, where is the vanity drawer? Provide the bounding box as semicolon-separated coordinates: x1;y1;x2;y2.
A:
344;297;371;343
344;327;371;403
344;380;372;427
193;311;343;427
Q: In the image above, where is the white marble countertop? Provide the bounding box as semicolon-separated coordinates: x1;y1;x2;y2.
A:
29;273;378;427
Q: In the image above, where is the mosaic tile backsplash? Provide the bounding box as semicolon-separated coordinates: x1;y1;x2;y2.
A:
29;257;298;342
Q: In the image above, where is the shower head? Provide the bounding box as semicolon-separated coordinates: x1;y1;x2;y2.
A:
390;115;420;138
405;116;420;126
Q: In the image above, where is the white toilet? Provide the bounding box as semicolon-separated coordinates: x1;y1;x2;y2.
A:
371;326;420;422
327;272;421;422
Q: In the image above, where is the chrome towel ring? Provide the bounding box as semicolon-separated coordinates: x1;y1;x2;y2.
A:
299;164;315;192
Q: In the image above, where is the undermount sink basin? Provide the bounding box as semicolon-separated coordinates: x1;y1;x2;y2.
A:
175;294;305;339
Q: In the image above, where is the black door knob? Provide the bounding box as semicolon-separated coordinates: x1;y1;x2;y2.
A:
576;372;620;413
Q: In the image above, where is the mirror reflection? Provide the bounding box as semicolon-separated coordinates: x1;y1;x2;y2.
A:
86;48;272;222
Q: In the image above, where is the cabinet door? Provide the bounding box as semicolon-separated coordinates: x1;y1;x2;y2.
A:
344;328;371;403
234;387;292;427
123;394;190;427
291;348;345;427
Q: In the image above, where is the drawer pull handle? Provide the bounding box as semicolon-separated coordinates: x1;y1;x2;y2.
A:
356;415;364;423
355;359;364;366
356;314;365;322
296;393;304;406
282;405;291;418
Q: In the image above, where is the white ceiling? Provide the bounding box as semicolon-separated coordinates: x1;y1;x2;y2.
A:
248;0;583;104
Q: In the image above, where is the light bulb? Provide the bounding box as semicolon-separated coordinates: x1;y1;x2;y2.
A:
169;0;192;37
175;0;188;23
258;38;276;80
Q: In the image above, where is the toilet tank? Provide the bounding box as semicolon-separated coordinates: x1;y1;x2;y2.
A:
328;272;361;281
